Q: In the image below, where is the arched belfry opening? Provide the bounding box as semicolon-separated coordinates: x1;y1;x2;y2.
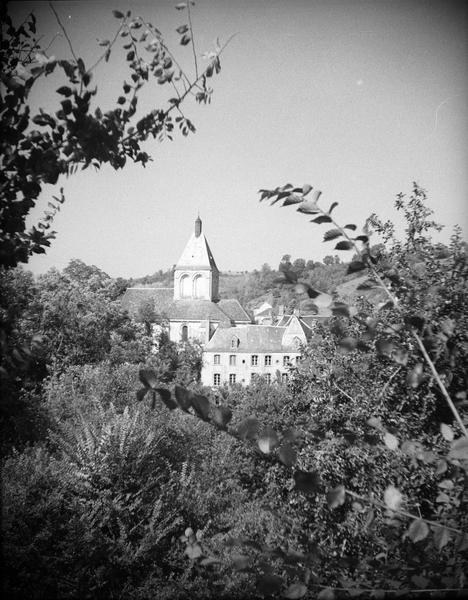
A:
180;274;191;298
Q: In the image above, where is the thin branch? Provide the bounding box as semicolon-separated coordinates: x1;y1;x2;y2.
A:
345;489;465;535
412;332;468;437
48;2;78;63
186;0;199;80
376;366;401;403
333;382;354;402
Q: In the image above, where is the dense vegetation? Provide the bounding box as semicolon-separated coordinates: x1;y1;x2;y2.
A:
2;185;467;599
1;3;467;598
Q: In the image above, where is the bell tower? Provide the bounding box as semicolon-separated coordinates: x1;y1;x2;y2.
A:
173;217;219;301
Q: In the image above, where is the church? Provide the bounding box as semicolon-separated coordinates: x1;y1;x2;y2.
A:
121;216;252;345
122;216;315;387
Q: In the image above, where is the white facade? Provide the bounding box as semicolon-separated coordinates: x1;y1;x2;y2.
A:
201;317;309;387
201;350;300;386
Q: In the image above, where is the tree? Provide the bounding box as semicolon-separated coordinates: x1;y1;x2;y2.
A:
0;2;231;269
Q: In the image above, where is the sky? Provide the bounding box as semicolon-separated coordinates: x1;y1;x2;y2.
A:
11;0;468;278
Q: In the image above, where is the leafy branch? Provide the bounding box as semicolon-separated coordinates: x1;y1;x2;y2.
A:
258;183;467;439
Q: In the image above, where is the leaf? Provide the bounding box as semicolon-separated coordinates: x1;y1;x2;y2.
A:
258;426;279;454
156;387;177;410
393;347;408;365
302;183;312;195
323;229;342;242
384;485;402;511
112;9;124;18
238;416;259;440
211;405;232;428
282;194;304;206
328;201;338;214
375;338;394;357
310;214;332;224
383;432;399;450
257;574;283;595
335;241;354;250
56;85;72;96
174;385;192;412
326;485;346;509
180;33;191;45
297;199;320;214
175;2;187;9
344;224;357;231
440;423;454;442
284;583;308;599
367;416;383;430
139;368;158;389
407;519;429;543
406;363;424;388
347;261;366;274
411;575;429;588
294;470;321;495
185;542;202;559
200;556;221;566
191;394;211;421
448;437;468;460
232;554;250;571
331;302;350;318
339;337;357;352
278;442;297;467
176;24;189;34
357;279;378;290
136;387;148;402
317;588;335;600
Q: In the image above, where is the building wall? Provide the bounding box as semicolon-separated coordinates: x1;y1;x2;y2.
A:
173;269;213;301
169;319;215;344
201;350;300;387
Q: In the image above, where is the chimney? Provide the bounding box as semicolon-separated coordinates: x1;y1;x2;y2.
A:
195;215;202;237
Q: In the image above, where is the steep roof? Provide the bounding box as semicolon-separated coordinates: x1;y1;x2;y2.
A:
169;299;231;322
122;288;249;324
205;324;302;353
121;287;173;316
218;299;252;323
176;230;218;271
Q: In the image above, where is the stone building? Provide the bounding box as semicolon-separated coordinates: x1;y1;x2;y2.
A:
121;217;251;344
201;314;312;387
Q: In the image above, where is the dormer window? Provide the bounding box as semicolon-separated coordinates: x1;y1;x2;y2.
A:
231;336;239;349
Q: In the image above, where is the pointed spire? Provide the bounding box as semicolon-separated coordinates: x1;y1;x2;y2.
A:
195;214;202;237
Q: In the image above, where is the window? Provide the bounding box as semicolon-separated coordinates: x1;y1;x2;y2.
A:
264;355;271;366
251;355;258;366
192;274;203;298
231;336;239;349
265;373;271;384
281;373;288;383
229;374;236;385
283;355;290;367
214;354;220;365
213;373;221;386
181;325;188;342
229;354;236;366
293;336;302;349
180;274;191;298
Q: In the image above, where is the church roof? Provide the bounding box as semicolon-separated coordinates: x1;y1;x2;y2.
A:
218;299;252;323
175;217;218;271
122;287;249;324
205;325;300;353
121;287;173;316
169;299;231;322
